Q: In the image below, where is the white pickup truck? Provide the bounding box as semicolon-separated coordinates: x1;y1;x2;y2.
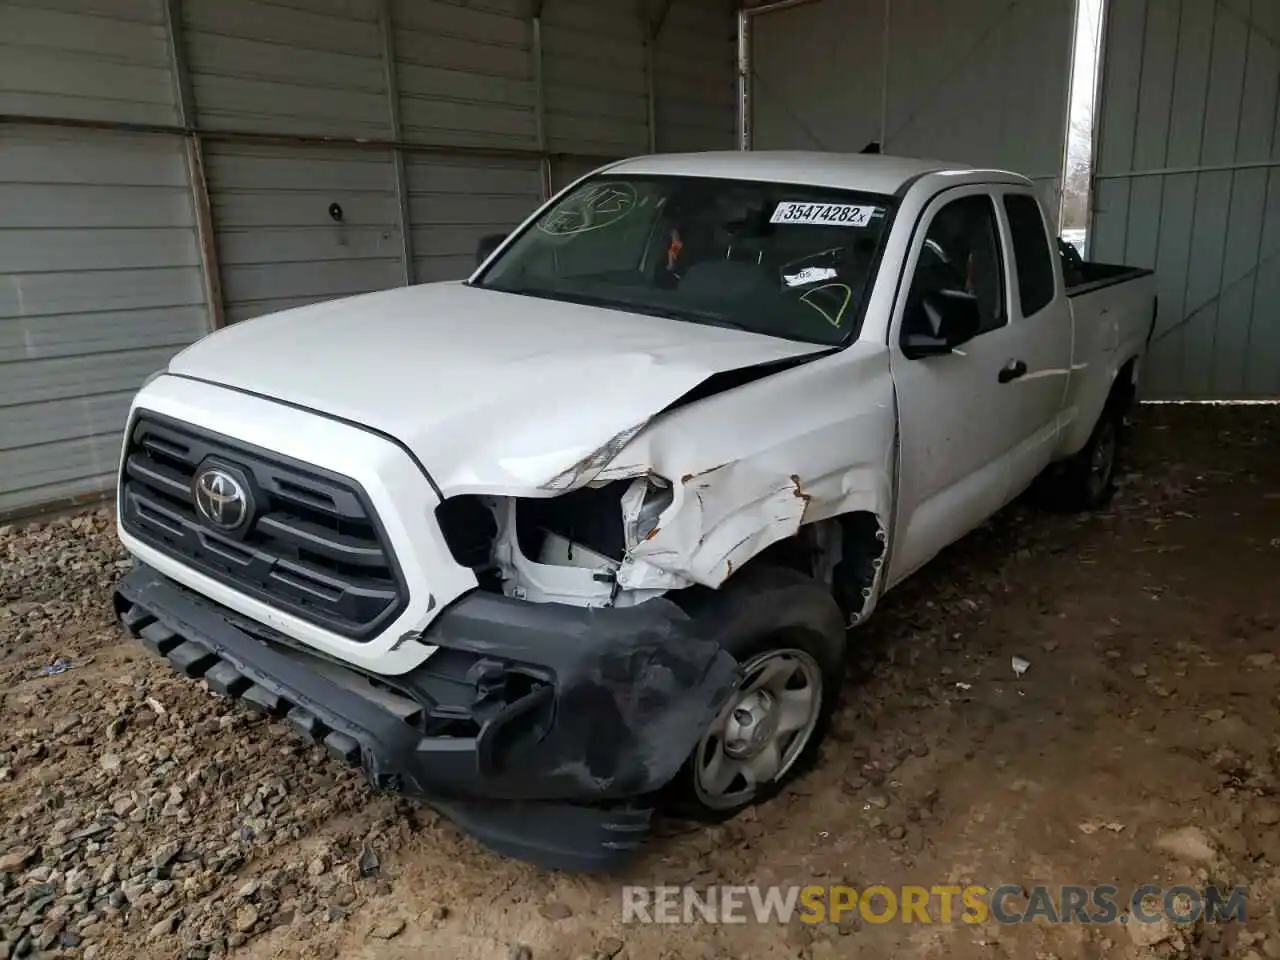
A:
113;152;1156;871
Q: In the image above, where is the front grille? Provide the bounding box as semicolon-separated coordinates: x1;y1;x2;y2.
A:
118;414;407;640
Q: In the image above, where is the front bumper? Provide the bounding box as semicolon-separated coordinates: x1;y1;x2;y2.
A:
114;564;737;872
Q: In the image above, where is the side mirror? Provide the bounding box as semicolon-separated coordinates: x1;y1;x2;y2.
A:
475;232;507;267
902;290;982;359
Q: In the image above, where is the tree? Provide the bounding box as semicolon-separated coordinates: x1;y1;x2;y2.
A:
1061;99;1093;231
1060;0;1102;233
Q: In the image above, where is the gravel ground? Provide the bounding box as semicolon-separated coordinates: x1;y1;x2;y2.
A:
0;403;1278;960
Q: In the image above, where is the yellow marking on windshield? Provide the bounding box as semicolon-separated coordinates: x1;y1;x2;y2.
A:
799;283;853;328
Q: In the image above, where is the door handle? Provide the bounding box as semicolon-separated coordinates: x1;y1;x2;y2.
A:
998;359;1028;384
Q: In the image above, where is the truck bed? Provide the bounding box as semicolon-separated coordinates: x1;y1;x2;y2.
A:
1062;259;1153;298
1057;247;1158;452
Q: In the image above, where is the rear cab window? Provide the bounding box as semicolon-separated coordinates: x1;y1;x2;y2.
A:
1002;193;1057;317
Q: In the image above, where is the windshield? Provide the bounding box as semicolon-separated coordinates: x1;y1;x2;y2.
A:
474;175;894;346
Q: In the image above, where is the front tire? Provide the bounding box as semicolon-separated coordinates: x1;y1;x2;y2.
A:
664;566;847;822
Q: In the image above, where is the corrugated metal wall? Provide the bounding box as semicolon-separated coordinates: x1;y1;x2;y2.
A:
407;157;543;282
749;0;1074;225
0;0;177;123
543;0;649;157
181;0;404;321
655;0;737;151
0;127;208;514
750;0;886;154
1092;0;1280;399
390;0;536;149
0;0;738;516
388;0;543;283
205;144;405;323
0;0;211;514
182;0;390;138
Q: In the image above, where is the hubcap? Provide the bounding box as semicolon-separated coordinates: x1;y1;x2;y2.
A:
724;690;779;759
693;648;823;810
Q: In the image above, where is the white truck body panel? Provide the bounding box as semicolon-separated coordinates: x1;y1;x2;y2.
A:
596;339;897;594
1058;272;1158;456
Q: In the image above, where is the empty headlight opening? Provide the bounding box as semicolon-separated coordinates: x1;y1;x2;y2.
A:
435;476;675;608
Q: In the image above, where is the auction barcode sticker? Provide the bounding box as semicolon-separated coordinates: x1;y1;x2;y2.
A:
770;202;878;227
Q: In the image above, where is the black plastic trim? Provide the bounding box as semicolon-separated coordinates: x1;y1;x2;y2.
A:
660;346;839;413
115;564;739;872
891;168;940;199
1064;266;1155;298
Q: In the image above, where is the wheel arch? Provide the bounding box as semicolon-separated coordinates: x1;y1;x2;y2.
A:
705;509;888;623
1061;350;1143;458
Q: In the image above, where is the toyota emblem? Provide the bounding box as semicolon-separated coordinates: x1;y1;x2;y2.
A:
193;465;251;530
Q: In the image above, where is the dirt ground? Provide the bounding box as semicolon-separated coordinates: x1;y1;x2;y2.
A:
1;403;1278;960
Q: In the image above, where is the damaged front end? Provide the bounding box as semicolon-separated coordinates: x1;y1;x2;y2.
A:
427;342;898;621
116;560;738;871
116;337;897;870
435;476;680;610
432;441;892;624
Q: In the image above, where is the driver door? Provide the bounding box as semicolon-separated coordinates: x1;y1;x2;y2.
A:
885;186;1025;587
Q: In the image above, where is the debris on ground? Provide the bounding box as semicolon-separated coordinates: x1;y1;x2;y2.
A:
39;656;90;677
0;404;1275;959
1078;821;1126;835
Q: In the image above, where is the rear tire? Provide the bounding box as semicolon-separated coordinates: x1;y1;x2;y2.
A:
663;565;846;823
1035;389;1127;513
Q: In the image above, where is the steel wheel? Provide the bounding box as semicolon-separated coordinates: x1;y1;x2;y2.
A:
692;648;823;810
1087;417;1118;501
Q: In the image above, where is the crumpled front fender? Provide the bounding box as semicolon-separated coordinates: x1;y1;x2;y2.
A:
616;464;810;590
596;343;898;597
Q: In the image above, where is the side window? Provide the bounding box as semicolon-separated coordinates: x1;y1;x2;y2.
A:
907;195;1006;337
1003;193;1056;316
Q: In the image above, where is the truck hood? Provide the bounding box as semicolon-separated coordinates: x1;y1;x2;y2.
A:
168;283;827;494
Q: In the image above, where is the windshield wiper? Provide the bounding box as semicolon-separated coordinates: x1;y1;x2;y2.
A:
622;302;753;333
492;286;755;333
